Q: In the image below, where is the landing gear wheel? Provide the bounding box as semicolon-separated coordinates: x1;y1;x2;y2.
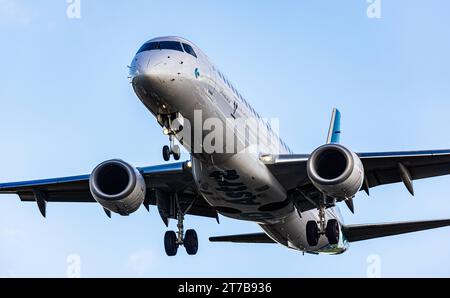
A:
172;145;181;161
306;221;320;247
184;229;199;255
164;231;178;256
162;145;171;162
325;219;340;245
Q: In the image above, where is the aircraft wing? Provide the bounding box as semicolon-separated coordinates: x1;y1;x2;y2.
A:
263;150;450;211
0;161;217;219
358;150;450;190
264;149;450;190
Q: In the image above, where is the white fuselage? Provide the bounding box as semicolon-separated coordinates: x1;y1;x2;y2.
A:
130;36;347;254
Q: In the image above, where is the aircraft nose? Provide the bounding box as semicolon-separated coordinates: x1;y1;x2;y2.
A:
129;54;150;78
130;52;171;82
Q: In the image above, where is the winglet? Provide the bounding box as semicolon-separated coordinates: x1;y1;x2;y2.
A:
326;108;341;144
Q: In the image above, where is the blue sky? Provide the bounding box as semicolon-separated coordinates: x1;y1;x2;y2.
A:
1;0;450;277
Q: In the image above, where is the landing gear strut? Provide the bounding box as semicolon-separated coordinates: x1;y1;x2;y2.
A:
164;194;198;257
306;205;340;246
160;113;183;162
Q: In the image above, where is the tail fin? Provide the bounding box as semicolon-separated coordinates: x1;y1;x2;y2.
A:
326;108;341;144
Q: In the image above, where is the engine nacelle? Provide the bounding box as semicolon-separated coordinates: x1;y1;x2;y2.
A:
89;159;146;216
307;144;364;199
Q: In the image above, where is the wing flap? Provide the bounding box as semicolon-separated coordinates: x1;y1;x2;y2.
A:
17;191;95;203
343;219;450;242
209;233;276;244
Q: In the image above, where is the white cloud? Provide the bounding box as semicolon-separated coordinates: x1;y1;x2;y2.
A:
126;249;155;275
0;0;33;26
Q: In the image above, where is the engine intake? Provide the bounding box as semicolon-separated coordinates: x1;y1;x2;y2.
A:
89;159;146;216
307;144;364;199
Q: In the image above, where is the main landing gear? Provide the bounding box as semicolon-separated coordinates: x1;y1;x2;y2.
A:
164;196;199;257
306;205;340;247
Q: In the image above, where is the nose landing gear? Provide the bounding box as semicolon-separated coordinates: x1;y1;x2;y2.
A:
159;113;183;162
162;135;181;161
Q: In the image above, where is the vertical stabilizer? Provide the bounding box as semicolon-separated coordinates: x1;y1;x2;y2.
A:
326;108;341;144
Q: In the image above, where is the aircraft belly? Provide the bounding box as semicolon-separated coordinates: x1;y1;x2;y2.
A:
192;153;292;224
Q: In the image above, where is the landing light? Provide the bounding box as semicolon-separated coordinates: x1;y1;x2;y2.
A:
163;128;170;135
261;155;273;163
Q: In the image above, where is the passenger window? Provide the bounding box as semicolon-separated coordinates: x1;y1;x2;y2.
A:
182;43;197;58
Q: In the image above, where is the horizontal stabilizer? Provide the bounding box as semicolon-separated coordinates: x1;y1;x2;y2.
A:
209;233;275;244
343;219;450;242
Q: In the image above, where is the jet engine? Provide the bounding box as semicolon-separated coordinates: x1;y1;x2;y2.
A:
307;144;364;199
89;159;146;216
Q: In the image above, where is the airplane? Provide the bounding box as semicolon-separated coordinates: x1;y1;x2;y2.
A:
2;36;450;257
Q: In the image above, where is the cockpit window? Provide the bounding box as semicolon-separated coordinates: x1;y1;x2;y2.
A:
159;41;183;51
137;42;158;53
137;41;183;54
182;43;197;58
